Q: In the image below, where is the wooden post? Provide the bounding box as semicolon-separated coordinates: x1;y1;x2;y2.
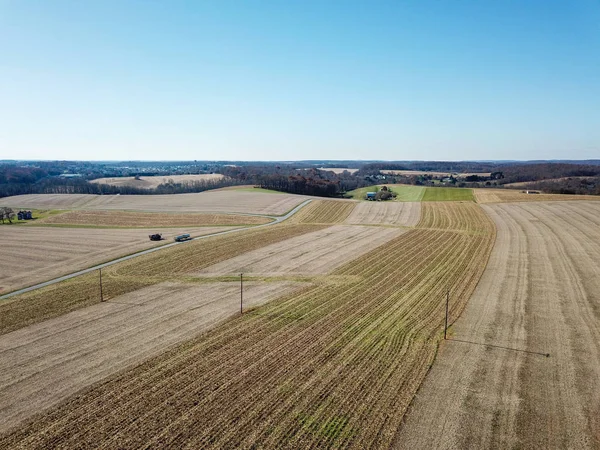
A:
99;268;104;302
240;273;243;314
444;290;449;339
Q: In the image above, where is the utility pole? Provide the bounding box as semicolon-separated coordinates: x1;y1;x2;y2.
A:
99;268;104;302
240;273;243;314
444;290;449;339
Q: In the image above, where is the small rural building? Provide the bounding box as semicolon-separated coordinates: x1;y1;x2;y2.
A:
366;192;377;200
17;210;33;220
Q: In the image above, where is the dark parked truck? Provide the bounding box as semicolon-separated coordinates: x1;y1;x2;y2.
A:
174;233;191;242
149;233;162;241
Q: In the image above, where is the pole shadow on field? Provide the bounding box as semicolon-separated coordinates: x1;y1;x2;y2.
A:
447;338;550;358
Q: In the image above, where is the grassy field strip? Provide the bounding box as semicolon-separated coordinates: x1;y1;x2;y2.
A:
421;187;474;202
389;185;426;201
346;185;425;202
0;224;326;336
0;202;495;448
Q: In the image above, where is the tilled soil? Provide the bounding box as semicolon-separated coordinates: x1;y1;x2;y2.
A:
197;225;405;276
0;281;306;434
0;202;496;449
1;191;309;215
0;226;230;294
344;201;421;227
394;201;600;449
36;210;272;227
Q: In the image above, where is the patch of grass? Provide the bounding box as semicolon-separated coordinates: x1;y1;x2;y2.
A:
345;185;380;200
387;185;426;202
347;185;426;202
0;208;65;225
422;187;474;201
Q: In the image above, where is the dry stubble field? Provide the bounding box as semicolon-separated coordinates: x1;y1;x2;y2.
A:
0;226;232;295
1;191;308;215
474;188;600;204
0;223;323;335
0;200;495;448
344;201;421;227
0;281;307;433
36;210;273;227
90;174;225;189
396;201;600;449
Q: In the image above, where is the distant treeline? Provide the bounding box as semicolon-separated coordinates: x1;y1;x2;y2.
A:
357;161;499;176
514;177;600;195
221;165;370;197
497;163;600;185
0;172;242;198
3;160;600;199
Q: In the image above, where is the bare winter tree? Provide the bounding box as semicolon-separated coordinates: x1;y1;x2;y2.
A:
1;207;15;223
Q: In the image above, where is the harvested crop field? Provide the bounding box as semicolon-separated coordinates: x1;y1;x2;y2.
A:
395;201;600;449
36;210;272;227
197;225;405;277
0;280;307;434
0;224;324;335
90;174;225;189
0;226;230;295
345;201;421;226
1;191;309;215
0;202;495;448
289;199;356;224
474;188;600;204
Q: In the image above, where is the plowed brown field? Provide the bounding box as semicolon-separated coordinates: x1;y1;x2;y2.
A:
0;226;229;295
0;281;307;434
0;202;495;448
288;200;356;224
197;225;404;276
1;191;308;215
0;224;324;335
345;201;421;227
395;201;600;449
36;210;272;227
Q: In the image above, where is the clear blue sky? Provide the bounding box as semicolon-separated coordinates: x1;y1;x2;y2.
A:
1;0;599;161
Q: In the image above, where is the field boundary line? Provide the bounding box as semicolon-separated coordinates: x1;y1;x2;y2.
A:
0;200;313;301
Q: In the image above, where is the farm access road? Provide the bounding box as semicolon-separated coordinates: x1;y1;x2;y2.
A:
0;200;312;301
395;201;600;449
